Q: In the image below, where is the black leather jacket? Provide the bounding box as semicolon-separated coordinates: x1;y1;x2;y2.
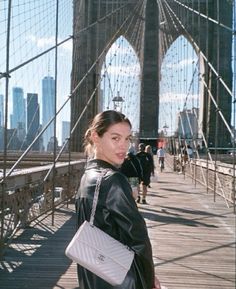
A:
76;159;155;289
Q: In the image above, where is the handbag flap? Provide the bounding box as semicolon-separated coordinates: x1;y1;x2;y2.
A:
66;220;134;270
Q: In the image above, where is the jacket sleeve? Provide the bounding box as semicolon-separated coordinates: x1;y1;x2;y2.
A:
104;171;155;287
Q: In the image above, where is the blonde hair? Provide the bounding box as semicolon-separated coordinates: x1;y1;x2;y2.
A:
145;145;152;154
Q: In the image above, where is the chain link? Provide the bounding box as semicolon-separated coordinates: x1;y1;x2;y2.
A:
89;170;108;225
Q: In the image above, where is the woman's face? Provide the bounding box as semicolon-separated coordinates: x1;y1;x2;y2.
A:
93;122;131;166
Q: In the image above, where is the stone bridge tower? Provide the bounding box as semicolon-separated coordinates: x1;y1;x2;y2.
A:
71;0;233;152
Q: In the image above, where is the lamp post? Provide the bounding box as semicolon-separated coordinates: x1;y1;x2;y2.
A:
163;123;169;136
112;91;124;112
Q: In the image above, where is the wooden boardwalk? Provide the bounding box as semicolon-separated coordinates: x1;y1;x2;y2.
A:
0;164;235;289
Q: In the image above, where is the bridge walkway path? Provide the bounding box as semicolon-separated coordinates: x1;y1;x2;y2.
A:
0;162;235;289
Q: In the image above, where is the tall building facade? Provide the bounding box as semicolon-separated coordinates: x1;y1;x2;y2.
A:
11;87;26;130
176;108;199;139
42;76;55;151
27;93;40;150
0;94;4;127
61;121;70;145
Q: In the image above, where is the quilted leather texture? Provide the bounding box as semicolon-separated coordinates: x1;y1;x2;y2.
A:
65;221;134;286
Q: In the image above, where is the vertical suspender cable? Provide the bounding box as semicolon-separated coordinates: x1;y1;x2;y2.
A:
51;0;59;226
192;0;197;187
1;0;12;251
205;0;209;194
233;0;236;213
97;0;101;110
202;0;208;190
213;0;220;202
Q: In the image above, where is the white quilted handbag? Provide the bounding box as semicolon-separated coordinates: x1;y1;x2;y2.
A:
65;170;134;286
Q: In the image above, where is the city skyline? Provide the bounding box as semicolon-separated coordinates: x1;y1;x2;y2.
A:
0;0;73;148
0;75;70;150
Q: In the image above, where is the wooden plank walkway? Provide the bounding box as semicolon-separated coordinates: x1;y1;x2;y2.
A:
0;164;235;289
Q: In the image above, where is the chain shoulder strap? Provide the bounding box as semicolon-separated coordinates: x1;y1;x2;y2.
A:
89;169;108;225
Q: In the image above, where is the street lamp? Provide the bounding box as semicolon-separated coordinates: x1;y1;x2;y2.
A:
163;123;169;136
112;91;124;112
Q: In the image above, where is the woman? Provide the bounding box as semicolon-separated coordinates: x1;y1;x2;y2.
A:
76;110;161;289
136;143;154;204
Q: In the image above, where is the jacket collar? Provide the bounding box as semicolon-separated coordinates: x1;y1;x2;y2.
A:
85;159;119;171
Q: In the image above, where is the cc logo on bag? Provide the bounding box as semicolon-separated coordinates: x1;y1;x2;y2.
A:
95;252;106;264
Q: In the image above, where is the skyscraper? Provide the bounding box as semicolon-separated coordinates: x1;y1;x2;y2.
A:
176;108;199;139
42;76;55;151
61;121;70;151
27;93;40;151
0;94;4;127
61;121;70;148
11;87;26;130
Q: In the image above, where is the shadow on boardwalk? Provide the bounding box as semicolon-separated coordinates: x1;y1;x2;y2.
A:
0;206;79;289
0;166;235;289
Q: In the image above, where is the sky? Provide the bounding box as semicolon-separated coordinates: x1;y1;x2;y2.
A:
101;36;141;134
0;0;73;145
159;35;200;136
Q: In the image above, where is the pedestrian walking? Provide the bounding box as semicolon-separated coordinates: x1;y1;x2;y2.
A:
187;144;193;160
120;150;143;199
145;145;155;187
157;147;165;172
136;143;153;204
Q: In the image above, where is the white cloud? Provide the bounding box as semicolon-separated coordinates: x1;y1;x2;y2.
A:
60;39;73;52
165;57;198;69
27;35;72;52
102;63;140;77
160;92;199;103
27;35;54;47
107;43;135;57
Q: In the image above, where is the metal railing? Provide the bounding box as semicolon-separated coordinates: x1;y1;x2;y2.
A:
0;159;85;256
168;153;236;210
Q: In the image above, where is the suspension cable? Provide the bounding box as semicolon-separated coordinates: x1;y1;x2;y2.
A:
1;0;144;183
173;0;233;32
163;0;234;136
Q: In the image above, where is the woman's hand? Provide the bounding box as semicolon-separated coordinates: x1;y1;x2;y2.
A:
152;276;161;289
